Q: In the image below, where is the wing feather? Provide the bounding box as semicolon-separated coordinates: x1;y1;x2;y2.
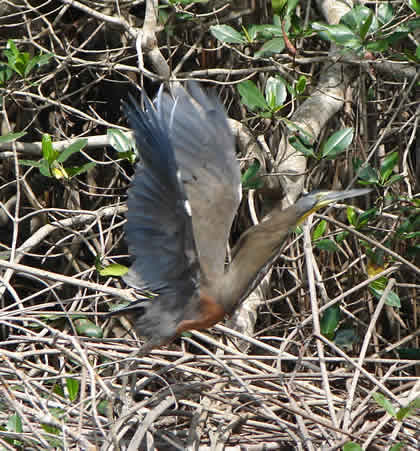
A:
120;95;200;342
158;83;241;284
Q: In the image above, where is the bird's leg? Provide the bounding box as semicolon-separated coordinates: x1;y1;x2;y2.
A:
175;292;225;334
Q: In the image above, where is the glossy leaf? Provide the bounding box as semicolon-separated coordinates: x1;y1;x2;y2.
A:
320;304;341;339
57;139;87;163
7;414;22;433
396;348;420;360
380;151;398;183
359;11;374;41
210;25;246;44
66;378;79;402
321;128;354;160
343;443;362;451
65;162;96;178
238;81;268;111
358;165;378;184
312;220;327;240
99;263;129;277
334;328;358;349
312;23;362;49
247;25;283;41
295;76;306;95
108;128;133;153
0;131;26;143
315;238;338;252
409;0;420;14
289;135;316;158
389;444;405;451
255;38;285;57
378;2;393;24
371;288;401;308
42;134;58;165
347;207;357;226
372;392;396;417
74;318;103;338
265;76;287;108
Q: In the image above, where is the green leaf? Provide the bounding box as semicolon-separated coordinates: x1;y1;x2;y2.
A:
66;378;79;402
334;328;358;349
359;11;374;41
64;162;96;178
372;392;397;417
379;151;398;184
97;400;109;416
53;383;65;398
295;76;306;95
389;442;406;451
7;414;22;433
289;135;316;158
395;407;411;421
346;206;357;226
74;318;103;338
396;348;420;360
316;239;338;252
237;80;268;111
384;174;404;187
41;134;58;165
370;287;401;308
366;40;390;52
284;119;314;145
265;76;287;108
39;159;52;177
57;139;88;163
358;165;378;184
285;0;299;16
378;3;394;24
272;0;287;15
210;25;246;44
19;159;43;168
98;263;129;277
360;11;373;41
108;128;133;153
241;159;264;189
343;443;363;451
255;37;285;57
247;25;283;41
409;0;420;14
0;131;26;143
312;23;362;49
395;398;420;421
320;304;341;339
336;231;349;243
341;5;379;33
408;397;420;409
312;220;327;240
321;128;354;160
357;207;377;227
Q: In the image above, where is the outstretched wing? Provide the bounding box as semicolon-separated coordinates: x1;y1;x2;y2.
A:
158;83;241;285
121;95;200;343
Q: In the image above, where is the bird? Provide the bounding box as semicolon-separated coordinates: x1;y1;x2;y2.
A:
112;82;370;352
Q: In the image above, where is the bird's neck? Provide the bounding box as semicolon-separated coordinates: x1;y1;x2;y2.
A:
217;204;299;314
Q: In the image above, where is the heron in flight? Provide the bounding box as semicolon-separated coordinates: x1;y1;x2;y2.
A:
113;82;370;352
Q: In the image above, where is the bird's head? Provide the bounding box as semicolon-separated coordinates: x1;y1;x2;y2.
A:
295;188;372;224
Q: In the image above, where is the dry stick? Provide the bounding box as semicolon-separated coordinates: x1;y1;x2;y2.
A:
280;264;399;360
182;336;302;444
318;215;420;277
0;259;134;302
314;335;400;404
127;396;176;450
303;220;339;430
